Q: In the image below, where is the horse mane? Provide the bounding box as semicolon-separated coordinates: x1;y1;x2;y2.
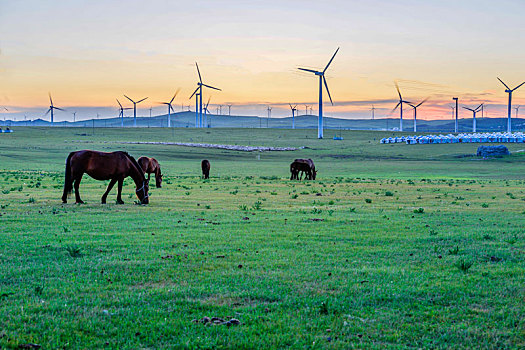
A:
123;152;146;182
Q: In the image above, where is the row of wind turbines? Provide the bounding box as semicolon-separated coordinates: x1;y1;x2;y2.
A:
12;47;524;138
394;78;524;134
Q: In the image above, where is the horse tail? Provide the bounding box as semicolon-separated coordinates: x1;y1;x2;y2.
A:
63;152;74;195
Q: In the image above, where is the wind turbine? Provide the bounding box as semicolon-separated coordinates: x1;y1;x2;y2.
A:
462;103;483;132
124;95;148;127
227;104;232;116
515;105;520;118
408;98;428;133
117;99;132;127
203;97;211;127
267;106;272;128
298;47;339;139
371;105;376;120
450;105;455;120
190;86;201;127
192;62;221;128
289;103;297;129
392;83;411;132
45;93;65;125
498;77;525;132
72;111;77;123
159;89;180;128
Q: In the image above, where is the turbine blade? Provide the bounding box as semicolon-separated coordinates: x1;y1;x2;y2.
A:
476;103;484;111
463;107;474;111
497;77;510;90
395;82;402;100
323;47;340;73
55;107;66;111
48;93;53;106
136;97;148;104
391;102;400;113
289;103;293;109
417;97;429;108
205;96;211;109
323;76;333;105
116;99;123;108
124;95;134;103
189;87;199;99
202;84;221;91
298;68;319;74
196;62;202;83
512;81;525;91
44;108;51;116
170;105;174;112
170;88;181;103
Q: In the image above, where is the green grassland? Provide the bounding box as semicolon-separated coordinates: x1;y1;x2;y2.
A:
0;127;524;349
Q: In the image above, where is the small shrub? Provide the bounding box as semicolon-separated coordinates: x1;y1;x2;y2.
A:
448;246;460;255
65;245;83;258
481;203;489;208
413;208;425;214
455;258;473;273
291;194;298;199
365;199;372;204
385;191;394;197
270;192;277;195
252;201;262;210
28;197;35;203
239;204;248;211
319;301;329;315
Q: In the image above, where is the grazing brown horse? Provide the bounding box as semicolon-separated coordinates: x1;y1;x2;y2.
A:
138;156;162;188
290;159;317;180
201;159;210;179
62;150;149;204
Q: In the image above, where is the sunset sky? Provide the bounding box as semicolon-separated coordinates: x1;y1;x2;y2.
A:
1;0;524;121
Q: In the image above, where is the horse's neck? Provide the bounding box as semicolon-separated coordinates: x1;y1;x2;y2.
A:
129;163;145;186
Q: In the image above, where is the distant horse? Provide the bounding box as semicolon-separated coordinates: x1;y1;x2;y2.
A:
62;150;149;204
138;156;162;188
201;159;211;179
290;159;317;180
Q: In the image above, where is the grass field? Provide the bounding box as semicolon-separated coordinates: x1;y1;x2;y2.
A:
1;127;524;349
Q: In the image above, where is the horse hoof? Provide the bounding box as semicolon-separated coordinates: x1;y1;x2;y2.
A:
101;200;106;204
76;201;85;204
116;200;124;205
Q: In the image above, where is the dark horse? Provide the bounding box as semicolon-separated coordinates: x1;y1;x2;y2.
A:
138;156;162;188
201;159;211;179
62;150;149;204
290;159;317;180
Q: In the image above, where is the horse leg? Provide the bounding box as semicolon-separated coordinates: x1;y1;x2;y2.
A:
101;178;117;204
74;175;84;204
116;179;125;204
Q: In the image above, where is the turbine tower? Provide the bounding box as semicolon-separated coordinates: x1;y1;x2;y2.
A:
227;104;232;116
371;105;376;120
452;97;459;133
267;106;272;128
298;47;339;139
192;62;221;128
159;89;180;128
72;111;77;123
462;103;483;133
45;93;65;125
498;77;525;133
289;103;297;129
392;83;411;132
408;98;428;133
190;87;201;127
117;99;132;128
124;95;148;127
204;97;211;127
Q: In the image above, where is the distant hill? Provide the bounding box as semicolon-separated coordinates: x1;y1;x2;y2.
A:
3;112;525;133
